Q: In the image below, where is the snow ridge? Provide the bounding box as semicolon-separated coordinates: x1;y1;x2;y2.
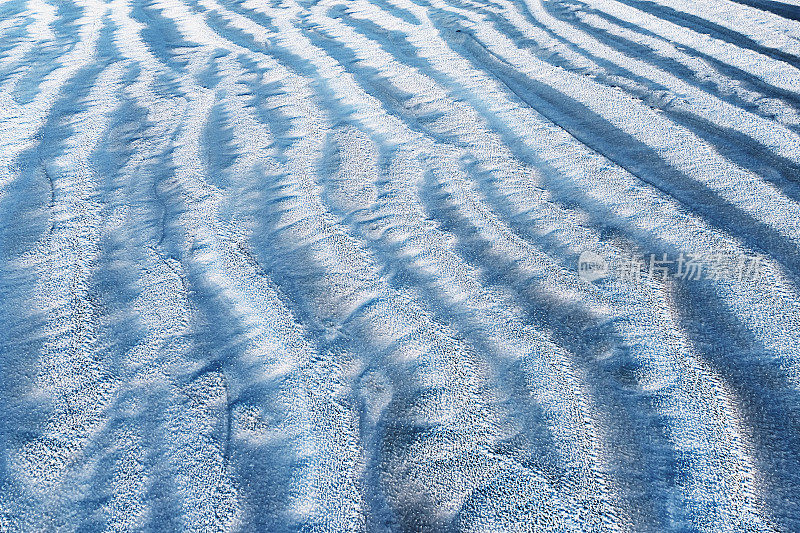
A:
1;0;800;531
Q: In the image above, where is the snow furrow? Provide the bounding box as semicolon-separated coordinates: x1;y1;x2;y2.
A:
2;0;800;531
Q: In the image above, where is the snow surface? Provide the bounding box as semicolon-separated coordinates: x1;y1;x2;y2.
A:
1;0;800;531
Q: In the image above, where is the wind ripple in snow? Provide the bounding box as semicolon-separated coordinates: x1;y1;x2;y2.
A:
1;0;800;531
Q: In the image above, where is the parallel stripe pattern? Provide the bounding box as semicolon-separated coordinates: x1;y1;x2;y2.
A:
1;0;800;531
